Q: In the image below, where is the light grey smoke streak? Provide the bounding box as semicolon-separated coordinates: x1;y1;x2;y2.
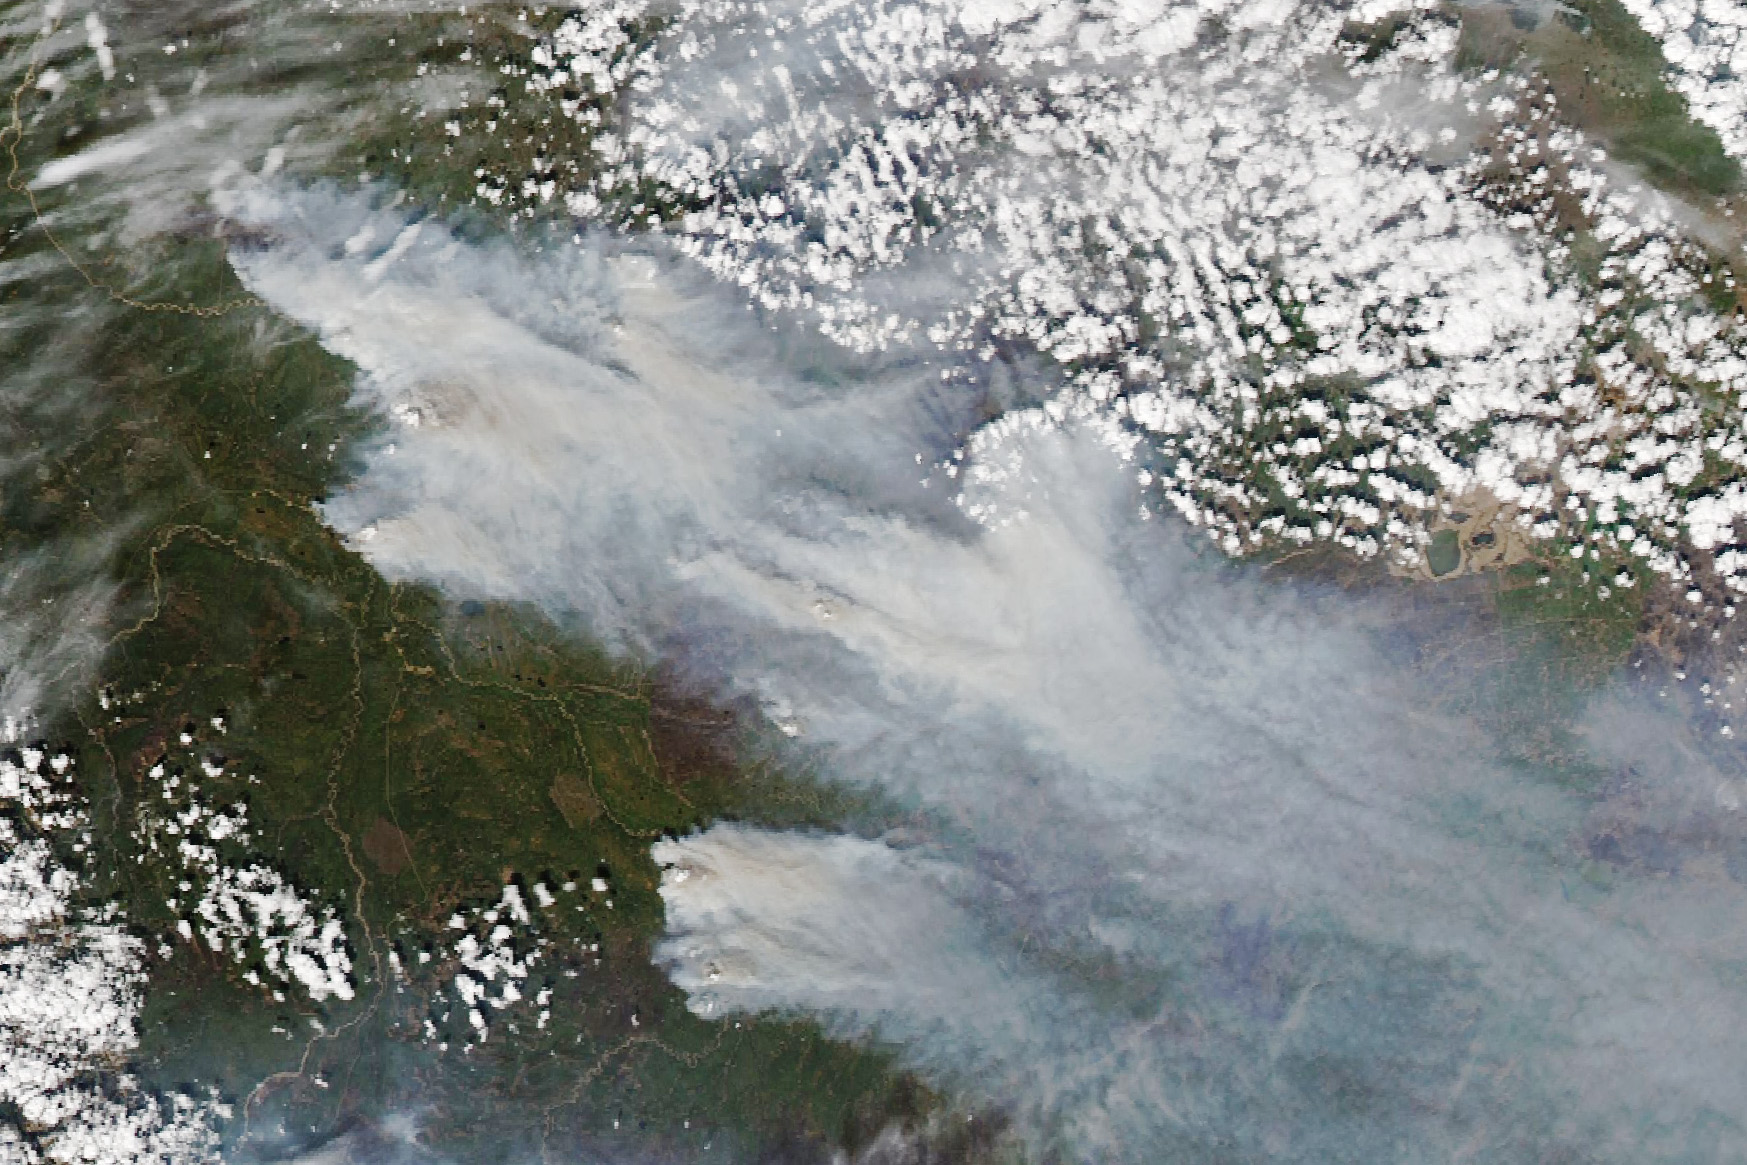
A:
220;183;1747;1162
218;181;967;646
0;545;121;717
654;827;1000;1025
0;0;409;718
0;251;132;718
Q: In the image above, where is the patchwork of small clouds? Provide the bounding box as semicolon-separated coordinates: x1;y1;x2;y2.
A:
1617;0;1747;161
492;0;1747;606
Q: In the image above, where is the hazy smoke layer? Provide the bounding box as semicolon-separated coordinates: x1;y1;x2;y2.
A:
0;7;503;1160
220;183;1747;1161
0;0;436;718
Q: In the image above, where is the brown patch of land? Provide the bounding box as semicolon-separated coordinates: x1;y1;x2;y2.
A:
361;816;413;875
1396;492;1539;584
548;770;602;828
647;684;741;787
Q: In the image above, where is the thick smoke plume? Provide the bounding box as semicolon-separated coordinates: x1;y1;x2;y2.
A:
217;181;1747;1161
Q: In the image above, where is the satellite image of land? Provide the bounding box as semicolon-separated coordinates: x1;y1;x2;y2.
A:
3;0;1747;1161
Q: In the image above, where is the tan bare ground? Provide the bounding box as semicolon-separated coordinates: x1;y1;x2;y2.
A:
1393;490;1540;583
361;816;413;875
549;770;602;829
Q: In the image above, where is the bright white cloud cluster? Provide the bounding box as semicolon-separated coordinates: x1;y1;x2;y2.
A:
1;729;225;1165
471;0;1747;596
132;740;353;1005
392;877;596;1053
